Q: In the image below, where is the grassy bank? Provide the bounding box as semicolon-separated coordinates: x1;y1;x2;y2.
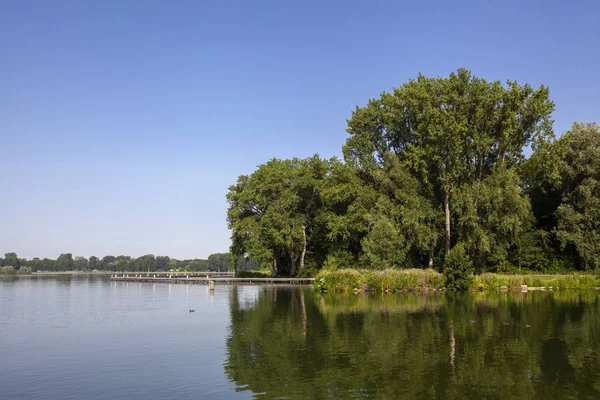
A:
315;269;600;292
314;269;445;292
474;273;600;290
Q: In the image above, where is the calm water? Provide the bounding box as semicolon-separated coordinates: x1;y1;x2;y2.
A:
1;275;600;399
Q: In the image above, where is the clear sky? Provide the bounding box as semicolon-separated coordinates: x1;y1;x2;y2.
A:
1;0;599;260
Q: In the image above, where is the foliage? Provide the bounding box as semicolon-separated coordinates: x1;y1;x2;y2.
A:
554;122;600;269
314;269;445;292
454;167;532;272
57;253;74;271
235;270;271;278
225;70;600;277
344;69;554;267
321;251;357;272
314;269;363;292
17;266;32;275
360;153;440;269
3;253;20;270
227;156;330;276
1;252;238;272
443;244;474;290
1;266;16;275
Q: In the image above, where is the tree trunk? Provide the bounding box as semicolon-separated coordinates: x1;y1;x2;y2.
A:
271;257;278;277
300;225;307;270
444;191;451;264
428;254;434;269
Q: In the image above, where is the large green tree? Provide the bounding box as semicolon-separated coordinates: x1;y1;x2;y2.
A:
227;156;329;276
554;122;600;269
345;69;554;267
207;253;230;271
73;256;89;270
136;254;156;272
155;256;170;271
3;253;20;270
57;253;74;271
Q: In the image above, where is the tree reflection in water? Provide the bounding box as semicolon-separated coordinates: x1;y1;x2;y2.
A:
225;287;600;399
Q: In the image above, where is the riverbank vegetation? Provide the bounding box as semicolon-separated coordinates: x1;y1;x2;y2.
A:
0;266;32;275
227;69;599;279
0;252;254;273
315;269;445;292
314;269;600;292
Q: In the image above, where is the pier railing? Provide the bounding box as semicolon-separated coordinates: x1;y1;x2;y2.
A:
111;271;234;278
110;273;314;285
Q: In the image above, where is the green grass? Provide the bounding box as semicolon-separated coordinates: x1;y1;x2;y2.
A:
473;273;600;291
314;269;445;293
315;270;600;292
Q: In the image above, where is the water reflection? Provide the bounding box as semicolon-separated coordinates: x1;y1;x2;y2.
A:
225;288;600;399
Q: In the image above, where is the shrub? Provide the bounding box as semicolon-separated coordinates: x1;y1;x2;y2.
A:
1;266;16;275
17;266;33;275
443;244;474;291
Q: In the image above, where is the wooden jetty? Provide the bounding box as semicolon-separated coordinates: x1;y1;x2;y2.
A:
110;273;314;285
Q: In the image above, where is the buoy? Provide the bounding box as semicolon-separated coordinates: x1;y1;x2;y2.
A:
209;281;215;291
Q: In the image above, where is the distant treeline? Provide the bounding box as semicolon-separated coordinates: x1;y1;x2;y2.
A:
0;252;259;273
227;69;600;277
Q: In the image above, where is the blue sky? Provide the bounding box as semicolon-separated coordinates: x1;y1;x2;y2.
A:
1;0;599;260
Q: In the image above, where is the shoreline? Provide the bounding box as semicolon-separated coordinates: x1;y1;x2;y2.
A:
315;269;600;293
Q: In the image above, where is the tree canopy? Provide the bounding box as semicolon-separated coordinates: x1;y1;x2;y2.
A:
0;252;244;272
227;69;598;276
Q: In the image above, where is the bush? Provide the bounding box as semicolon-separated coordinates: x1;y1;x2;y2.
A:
17;266;32;275
1;266;16;275
443;244;474;291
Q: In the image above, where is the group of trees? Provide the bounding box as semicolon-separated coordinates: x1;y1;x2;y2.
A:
0;252;254;273
227;69;600;276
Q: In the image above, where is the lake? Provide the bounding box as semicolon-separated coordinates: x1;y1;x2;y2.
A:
1;275;599;399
